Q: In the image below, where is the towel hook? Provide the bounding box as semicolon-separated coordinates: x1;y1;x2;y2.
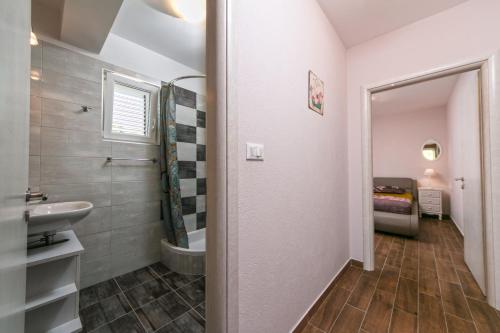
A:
81;105;93;112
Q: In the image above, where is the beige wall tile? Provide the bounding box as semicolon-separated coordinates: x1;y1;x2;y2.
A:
41;182;111;207
111;180;161;205
111;201;161;229
43;43;103;83
41;127;111;157
72;207;112;237
42;98;102;133
42;69;100;106
40;156;111;185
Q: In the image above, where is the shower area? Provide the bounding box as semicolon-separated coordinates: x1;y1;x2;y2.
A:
160;76;208;276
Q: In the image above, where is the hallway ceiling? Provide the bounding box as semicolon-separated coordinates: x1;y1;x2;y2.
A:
316;0;470;47
372;74;460;116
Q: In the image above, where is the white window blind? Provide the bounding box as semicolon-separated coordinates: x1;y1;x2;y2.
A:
102;71;159;144
112;83;150;137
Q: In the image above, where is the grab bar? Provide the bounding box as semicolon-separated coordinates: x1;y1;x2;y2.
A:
106;157;157;163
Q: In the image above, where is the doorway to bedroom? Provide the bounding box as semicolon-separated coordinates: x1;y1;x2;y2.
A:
359;64;499;331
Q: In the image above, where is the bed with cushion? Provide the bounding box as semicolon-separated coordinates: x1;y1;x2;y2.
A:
374;177;419;237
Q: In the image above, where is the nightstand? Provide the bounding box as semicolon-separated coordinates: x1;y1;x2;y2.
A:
418;187;442;220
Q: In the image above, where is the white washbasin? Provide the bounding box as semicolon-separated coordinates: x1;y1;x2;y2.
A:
28;201;93;235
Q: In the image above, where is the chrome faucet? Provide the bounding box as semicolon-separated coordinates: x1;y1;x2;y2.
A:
26;188;48;202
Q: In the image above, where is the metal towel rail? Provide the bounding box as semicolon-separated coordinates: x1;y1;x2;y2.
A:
106;157;157;163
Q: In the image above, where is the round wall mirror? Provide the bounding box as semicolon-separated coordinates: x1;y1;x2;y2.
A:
422;140;442;161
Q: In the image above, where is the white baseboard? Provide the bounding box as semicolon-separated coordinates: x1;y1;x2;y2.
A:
449;215;464;236
289;258;352;333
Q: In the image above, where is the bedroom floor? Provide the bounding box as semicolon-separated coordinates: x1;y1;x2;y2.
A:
300;218;500;333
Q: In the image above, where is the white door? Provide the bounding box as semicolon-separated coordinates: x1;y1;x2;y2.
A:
461;71;486;293
0;1;30;332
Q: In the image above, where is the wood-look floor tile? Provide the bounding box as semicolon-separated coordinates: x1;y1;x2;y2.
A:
330;304;364;333
337;266;363;291
309;286;351;332
361;289;395;333
395;278;417;314
434;243;452;262
404;239;418;258
376;238;392;257
420;250;436;271
445;314;477;333
419;293;446;333
386;248;404;268
389;308;417;333
457;270;486;301
377;265;399;294
300;324;324;333
467;298;500;333
439;280;472;320
450;252;469;272
420;268;441;297
400;257;418;281
436;259;460;284
348;275;378;311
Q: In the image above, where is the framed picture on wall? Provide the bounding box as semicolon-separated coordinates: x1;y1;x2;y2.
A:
308;70;324;115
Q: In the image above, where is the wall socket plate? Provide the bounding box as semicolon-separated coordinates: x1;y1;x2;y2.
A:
246;143;264;161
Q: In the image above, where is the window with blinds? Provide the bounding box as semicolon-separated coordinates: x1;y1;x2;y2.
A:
103;71;159;144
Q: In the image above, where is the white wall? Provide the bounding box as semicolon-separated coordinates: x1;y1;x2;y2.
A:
373;107;450;213
230;0;348;331
100;34;206;94
347;0;500;260
446;72;479;233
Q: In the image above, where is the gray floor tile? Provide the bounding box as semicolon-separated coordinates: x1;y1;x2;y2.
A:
115;267;156;291
135;292;191;332
80;279;121;309
161;272;201;290
176;278;205;307
149;262;171;276
156;310;205;333
124;278;172;309
81;294;131;332
92;313;146;333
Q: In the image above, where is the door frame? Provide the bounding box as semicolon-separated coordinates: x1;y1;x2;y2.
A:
360;56;499;309
206;0;239;332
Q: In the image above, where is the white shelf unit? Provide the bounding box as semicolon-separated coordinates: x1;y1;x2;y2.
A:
25;230;84;333
418;187;443;220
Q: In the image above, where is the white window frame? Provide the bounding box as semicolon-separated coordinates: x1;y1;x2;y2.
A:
102;70;160;145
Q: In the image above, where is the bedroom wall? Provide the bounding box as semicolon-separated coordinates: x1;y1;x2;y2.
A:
229;0;348;331
373;106;450;214
446;72;479;234
347;0;500;261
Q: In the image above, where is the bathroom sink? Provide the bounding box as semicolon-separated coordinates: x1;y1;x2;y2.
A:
28;201;93;235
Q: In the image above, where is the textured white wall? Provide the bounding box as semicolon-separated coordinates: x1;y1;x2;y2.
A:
230;0;348;331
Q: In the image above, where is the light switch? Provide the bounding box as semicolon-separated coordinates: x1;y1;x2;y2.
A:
246;143;264;161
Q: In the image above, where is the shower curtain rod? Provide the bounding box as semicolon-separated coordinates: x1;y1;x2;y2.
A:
164;75;206;87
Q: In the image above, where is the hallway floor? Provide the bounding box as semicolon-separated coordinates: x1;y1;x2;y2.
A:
79;262;205;333
301;218;500;333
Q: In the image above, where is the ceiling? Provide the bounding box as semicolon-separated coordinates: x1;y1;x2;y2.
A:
32;0;124;53
111;0;206;72
316;0;469;47
372;74;460;116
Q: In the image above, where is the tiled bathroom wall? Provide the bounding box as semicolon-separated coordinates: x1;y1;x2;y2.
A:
175;88;207;232
29;41;205;288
